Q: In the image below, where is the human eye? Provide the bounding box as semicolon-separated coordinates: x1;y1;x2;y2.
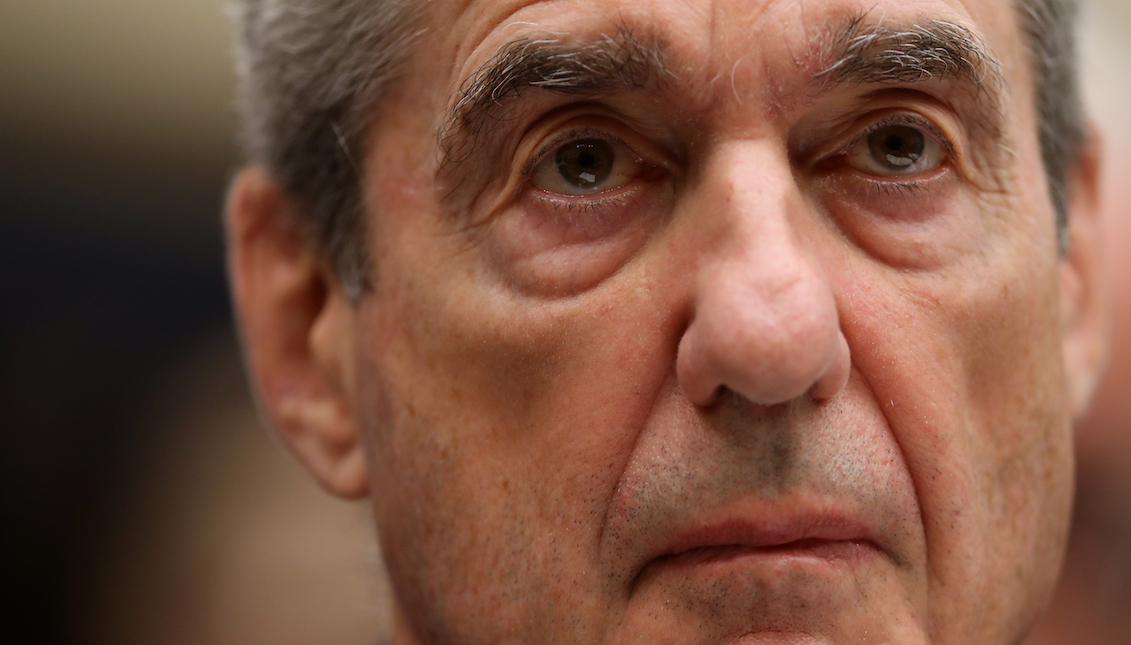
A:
528;132;644;197
511;117;673;230
841;113;951;179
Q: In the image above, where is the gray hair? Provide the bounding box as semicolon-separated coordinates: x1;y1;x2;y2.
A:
1018;0;1086;249
231;0;1085;295
232;0;420;297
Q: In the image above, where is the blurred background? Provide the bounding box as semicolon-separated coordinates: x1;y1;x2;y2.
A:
1;1;1127;644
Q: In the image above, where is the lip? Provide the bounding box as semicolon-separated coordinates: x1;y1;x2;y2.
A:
654;537;878;571
664;512;878;554
633;503;889;585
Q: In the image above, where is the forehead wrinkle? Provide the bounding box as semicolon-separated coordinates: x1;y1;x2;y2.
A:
437;22;671;171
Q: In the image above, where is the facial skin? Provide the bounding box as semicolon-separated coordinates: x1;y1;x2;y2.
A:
226;0;1108;644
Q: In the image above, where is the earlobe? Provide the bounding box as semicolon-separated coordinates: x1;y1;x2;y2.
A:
225;167;369;498
1060;125;1109;419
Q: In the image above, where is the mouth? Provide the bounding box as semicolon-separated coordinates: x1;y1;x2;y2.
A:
631;508;890;590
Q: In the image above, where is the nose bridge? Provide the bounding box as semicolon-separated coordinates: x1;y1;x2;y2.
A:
677;141;850;407
708;142;809;291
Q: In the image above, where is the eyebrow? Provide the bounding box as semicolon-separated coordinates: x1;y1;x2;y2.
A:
438;13;1005;171
813;14;1005;116
439;25;670;168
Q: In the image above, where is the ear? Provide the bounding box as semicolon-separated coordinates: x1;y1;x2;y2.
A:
225;167;368;498
1060;124;1110;420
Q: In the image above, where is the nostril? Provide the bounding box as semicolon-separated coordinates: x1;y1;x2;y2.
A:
809;331;851;401
676;329;725;407
675;270;849;408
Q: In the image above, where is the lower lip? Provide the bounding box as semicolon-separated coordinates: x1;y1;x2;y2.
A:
656;538;878;570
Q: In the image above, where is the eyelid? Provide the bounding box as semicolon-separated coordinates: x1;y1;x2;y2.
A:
840;111;958;162
507;112;677;206
476;111;671;231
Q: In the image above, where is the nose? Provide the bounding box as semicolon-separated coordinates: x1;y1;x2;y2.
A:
676;143;850;407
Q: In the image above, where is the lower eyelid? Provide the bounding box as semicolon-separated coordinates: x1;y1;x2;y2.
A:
505;183;660;254
836;165;954;198
530;182;637;209
530;193;629;216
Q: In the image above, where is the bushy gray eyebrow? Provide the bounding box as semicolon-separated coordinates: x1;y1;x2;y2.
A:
437;13;1006;174
439;24;670;169
814;14;1006;115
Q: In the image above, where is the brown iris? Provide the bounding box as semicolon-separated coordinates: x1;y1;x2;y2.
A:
555;138;616;190
868;125;926;170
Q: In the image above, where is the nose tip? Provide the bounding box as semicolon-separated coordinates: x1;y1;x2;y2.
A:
678;267;850;407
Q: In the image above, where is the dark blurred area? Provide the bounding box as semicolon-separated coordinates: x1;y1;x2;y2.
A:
1;1;1127;645
1;2;235;642
2;2;389;642
1;138;230;643
3;2;385;643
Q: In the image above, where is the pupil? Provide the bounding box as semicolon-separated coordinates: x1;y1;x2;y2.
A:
556;139;614;189
869;125;925;169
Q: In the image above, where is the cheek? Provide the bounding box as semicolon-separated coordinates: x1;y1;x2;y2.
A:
353;222;695;639
486;185;669;297
830;219;1072;637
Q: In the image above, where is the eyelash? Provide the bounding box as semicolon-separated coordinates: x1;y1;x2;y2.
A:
537;194;631;214
876;181;928;197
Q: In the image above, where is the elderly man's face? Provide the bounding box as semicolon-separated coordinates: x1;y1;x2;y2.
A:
229;0;1107;643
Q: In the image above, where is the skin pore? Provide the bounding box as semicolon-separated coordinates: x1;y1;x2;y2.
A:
226;0;1106;644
